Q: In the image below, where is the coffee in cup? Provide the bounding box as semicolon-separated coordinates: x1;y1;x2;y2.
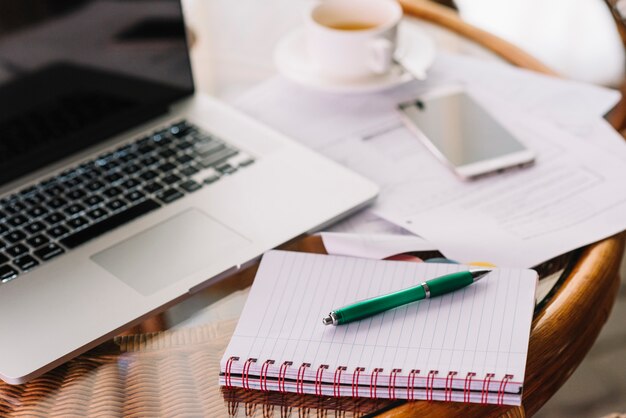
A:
306;0;403;81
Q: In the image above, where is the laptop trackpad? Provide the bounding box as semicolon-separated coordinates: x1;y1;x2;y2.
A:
91;208;250;296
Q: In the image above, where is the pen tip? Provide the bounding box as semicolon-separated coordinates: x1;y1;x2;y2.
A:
322;316;333;326
470;268;492;281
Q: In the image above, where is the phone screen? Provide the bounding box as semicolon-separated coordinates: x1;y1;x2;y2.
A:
399;92;532;173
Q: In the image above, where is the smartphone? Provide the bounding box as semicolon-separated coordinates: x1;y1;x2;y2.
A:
398;90;535;180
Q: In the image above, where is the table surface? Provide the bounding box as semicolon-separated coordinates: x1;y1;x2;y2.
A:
0;1;622;417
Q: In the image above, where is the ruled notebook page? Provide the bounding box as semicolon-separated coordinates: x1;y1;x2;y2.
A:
222;250;537;393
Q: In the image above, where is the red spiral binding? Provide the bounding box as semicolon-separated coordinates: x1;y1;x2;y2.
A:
352;367;365;398
225;356;239;388
369;368;383;399
388;369;401;400
296;363;310;395
464;372;476;403
333;366;346;397
407;369;420;401
260;360;274;392
242;358;257;390
315;365;329;396
278;361;292;393
444;371;458;402
497;374;513;405
426;370;438;401
481;373;495;404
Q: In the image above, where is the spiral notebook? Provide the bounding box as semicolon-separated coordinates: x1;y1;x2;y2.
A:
219;250;537;405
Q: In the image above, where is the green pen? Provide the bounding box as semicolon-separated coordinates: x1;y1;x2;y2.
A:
322;268;492;326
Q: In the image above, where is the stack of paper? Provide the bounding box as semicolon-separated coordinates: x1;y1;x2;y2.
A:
234;51;626;268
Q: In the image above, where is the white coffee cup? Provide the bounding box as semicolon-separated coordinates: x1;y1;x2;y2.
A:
306;0;403;81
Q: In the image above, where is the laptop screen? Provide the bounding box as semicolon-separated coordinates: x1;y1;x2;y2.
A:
0;0;195;186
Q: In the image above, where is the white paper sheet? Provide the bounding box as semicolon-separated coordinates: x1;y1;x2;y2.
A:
326;209;413;235
235;52;626;267
320;232;437;260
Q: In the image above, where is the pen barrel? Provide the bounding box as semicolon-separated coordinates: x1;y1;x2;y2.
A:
334;285;426;324
427;271;474;297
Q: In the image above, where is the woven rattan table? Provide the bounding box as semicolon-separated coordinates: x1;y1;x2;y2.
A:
0;1;623;417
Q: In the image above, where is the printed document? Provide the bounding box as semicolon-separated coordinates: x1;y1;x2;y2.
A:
235;52;626;267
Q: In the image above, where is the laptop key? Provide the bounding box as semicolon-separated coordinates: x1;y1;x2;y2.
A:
103;187;123;198
64;203;86;216
7;214;29;227
67;216;89;230
159;149;176;159
203;174;221;184
86;207;108;220
0;224;8;235
86;180;105;192
141;156;159;166
137;144;155;155
44;212;66;225
44;184;65;197
66;189;87;200
179;165;199;177
139;170;159;181
14;254;40;271
84;195;104;207
60;199;161;248
122;164;141;175
6;244;29;258
143;182;164;194
176;141;194;152
26;234;49;248
104;172;124;183
170;121;191;137
199;148;238;168
34;243;65;261
156;188;184;204
194;141;224;156
5;230;26;244
125;190;145;202
179;180;201;193
0;265;18;283
24;221;46;234
47;225;70;238
106;199;127;211
161;174;181;185
26;206;48;218
0;253;8;264
152;134;171;147
121;178;141;190
47;197;67;209
216;163;237;175
119;151;138;163
157;162;177;173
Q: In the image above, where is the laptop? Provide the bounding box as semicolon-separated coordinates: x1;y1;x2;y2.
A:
0;1;378;384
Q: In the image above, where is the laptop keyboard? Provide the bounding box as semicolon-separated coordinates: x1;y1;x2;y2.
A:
0;120;255;283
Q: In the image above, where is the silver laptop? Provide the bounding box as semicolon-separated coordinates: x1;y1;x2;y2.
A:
0;1;377;384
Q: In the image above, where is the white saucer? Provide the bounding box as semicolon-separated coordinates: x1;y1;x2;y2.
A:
274;23;436;94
